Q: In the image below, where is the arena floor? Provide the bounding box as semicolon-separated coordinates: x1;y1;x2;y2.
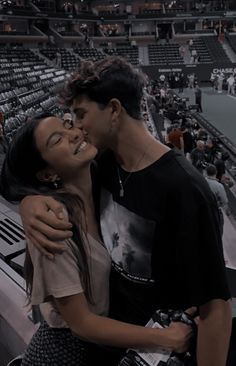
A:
182;86;236;145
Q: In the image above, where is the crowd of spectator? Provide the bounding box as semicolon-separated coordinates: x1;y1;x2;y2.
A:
144;78;233;236
210;71;236;95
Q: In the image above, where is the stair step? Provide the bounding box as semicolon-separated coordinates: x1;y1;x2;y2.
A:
222;41;236;63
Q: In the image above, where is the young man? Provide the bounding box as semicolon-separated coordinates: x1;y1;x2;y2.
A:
19;57;231;365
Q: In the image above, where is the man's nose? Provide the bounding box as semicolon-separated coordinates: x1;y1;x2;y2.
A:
74;119;83;129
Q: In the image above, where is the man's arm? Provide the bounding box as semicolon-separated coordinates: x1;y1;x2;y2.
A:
20;195;73;258
197;299;232;366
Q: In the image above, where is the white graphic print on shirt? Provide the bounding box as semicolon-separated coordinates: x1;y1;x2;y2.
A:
100;189;156;282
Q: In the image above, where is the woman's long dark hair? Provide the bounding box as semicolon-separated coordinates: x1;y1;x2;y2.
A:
0;113;93;303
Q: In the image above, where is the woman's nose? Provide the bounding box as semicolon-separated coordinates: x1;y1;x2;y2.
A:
69;128;82;142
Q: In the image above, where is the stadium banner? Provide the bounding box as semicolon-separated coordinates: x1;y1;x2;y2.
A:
142;63;236;82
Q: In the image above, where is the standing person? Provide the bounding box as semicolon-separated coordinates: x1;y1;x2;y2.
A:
218;72;224;93
205;138;217;164
188;73;195;88
195;84;203;112
210;72;215;90
19;57;231;366
178;72;185;93
159;73;166;86
179;44;186;59
226;74;235;95
56;51;62;68
190;140;206;174
0;114;192;366
167;124;184;153
191;49;198;63
215;151;229;182
205;164;228;237
180;124;194;160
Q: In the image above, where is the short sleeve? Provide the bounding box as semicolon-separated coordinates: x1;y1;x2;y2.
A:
28;239;84;305
174;191;230;306
153;177;231;309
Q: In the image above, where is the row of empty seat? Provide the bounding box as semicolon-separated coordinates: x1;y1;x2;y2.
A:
104;46;139;65
74;47;105;61
39;47;79;71
189;38;212;63
148;43;184;65
203;36;230;63
0;47;67;141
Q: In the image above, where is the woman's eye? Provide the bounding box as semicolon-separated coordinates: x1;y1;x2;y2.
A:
51;136;62;146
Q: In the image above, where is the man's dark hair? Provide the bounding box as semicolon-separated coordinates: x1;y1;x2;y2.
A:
60;56;146;120
206;164;217;177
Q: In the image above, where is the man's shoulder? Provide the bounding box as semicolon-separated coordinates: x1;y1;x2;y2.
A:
206;177;223;188
167;152;213;194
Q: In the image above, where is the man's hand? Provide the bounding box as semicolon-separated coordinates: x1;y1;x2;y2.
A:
20;195;73;259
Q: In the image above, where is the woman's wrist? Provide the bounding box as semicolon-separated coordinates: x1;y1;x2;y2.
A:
149;327;173;351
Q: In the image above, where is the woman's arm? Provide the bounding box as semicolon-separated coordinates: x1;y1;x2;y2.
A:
55;293;193;353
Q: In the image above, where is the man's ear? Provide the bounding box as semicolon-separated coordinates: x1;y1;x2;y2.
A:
109;98;122;121
36;168;58;183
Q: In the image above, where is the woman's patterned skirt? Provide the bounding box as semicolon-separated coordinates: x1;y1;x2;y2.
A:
21;321;88;365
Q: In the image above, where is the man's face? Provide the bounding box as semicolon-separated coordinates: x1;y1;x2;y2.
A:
72;96;113;150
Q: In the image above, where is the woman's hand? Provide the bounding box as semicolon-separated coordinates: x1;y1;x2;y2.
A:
164;321;193;353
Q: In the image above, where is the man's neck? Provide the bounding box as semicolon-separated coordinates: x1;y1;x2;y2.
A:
109;118;169;171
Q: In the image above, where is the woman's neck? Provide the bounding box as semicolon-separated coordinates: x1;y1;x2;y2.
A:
63;167;100;240
63;166;93;205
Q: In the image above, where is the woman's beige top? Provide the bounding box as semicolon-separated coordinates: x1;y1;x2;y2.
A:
27;233;111;328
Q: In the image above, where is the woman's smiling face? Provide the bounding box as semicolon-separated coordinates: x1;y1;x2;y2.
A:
34;116;98;182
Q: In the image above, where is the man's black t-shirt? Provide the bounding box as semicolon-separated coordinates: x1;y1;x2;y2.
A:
98;149;230;325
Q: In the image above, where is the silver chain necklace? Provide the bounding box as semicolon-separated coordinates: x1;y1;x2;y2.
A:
117;167;132;197
116;150;147;197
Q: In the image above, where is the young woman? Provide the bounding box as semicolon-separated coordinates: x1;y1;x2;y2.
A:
0;113;192;365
